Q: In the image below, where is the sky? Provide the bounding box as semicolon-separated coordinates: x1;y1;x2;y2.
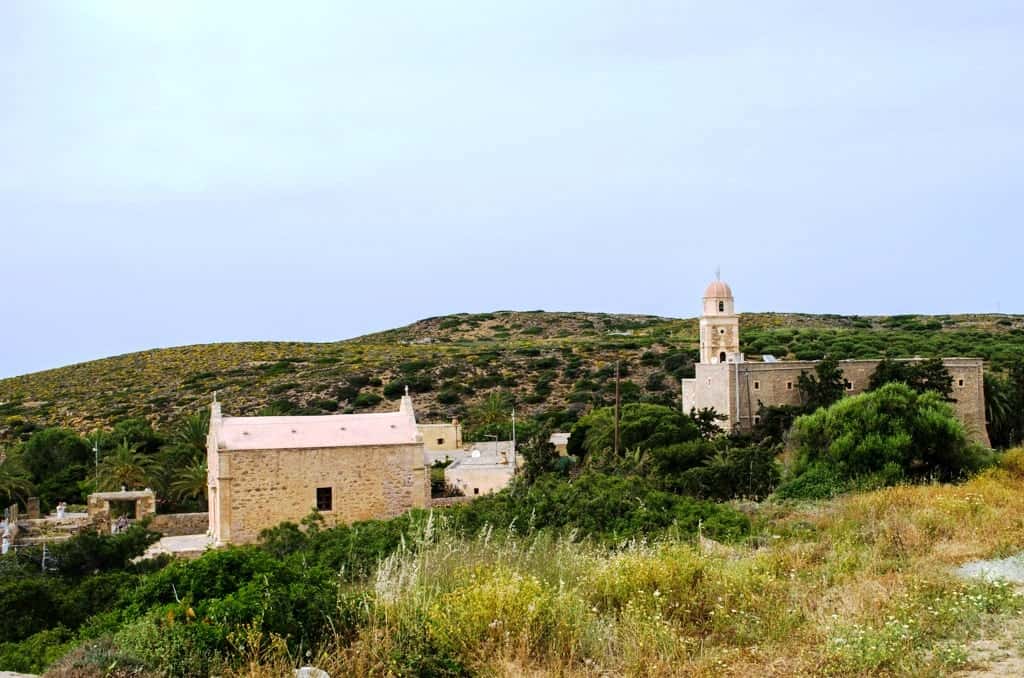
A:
1;1;1023;379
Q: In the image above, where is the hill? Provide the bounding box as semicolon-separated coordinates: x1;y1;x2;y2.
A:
1;310;1023;437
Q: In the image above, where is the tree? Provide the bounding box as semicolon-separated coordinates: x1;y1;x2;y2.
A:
797;357;849;411
20;428;91;508
464;390;515;441
571;403;700;463
96;439;159;491
170;460;208;507
869;357;953;400
689;407;727;440
0;450;33;505
984;372;1015;449
789;382;988;485
1010;360;1024;448
173;410;209;461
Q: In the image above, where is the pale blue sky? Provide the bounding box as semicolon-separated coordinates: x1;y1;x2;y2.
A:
2;2;1022;378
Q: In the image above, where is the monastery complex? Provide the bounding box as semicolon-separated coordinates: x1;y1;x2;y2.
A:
203;278;991;546
682;279;990;447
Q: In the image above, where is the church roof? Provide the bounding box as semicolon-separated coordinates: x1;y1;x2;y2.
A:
215;396;420;451
703;280;733;298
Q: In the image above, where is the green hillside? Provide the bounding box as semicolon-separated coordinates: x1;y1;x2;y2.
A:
1;311;1022;438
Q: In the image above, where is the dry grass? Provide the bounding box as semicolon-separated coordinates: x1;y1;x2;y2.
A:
218;461;1024;677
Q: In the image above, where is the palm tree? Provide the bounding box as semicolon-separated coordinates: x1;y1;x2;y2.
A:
170;460;208;507
985;373;1015;449
97;439;159;491
0;450;33;505
174;410;210;461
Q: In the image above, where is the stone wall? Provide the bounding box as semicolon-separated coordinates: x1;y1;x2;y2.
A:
213;443;428;544
150;512;209;537
723;358;990;447
418;422;462;452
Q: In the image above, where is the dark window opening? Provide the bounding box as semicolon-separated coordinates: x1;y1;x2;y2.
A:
718;301;725;312
316;487;333;511
436;437;444;445
786;382;793;390
753;381;760;390
958;379;965;387
473;487;480;495
719;351;727;363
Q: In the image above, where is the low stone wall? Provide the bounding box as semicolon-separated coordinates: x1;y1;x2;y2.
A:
431;496;472;508
150;512;209;537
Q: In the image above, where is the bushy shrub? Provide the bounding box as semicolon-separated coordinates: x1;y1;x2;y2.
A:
353;392;383;408
451;472;750;543
0;626;76;674
783;383;991;498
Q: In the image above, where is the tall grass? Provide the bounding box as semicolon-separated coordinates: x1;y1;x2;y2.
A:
223;458;1024;677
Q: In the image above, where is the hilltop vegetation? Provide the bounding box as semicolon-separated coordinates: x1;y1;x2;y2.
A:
1;310;1023;440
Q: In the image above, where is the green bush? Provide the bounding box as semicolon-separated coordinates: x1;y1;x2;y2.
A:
787;383;990;491
353;392;383;408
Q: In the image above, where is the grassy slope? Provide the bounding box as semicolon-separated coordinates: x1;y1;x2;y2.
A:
1;311;1022;436
216;461;1024;677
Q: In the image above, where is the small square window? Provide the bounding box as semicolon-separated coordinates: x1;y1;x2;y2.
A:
754;415;761;425
753;381;760;390
436;437;445;445
958;379;965;387
786;382;793;390
316;487;333;511
473;488;480;495
846;382;854;391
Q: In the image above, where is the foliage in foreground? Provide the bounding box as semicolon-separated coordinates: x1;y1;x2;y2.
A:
90;464;1024;676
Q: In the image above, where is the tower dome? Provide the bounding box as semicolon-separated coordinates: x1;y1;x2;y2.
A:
703;280;733;299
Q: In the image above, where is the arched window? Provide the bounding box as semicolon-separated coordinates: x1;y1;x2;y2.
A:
718;301;725;312
719;351;727;363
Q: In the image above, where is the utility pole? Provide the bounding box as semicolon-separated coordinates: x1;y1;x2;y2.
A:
511;408;517;471
614;360;621;457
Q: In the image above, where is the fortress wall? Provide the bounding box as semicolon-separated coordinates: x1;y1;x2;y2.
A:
728;358;990;447
213;443;428;545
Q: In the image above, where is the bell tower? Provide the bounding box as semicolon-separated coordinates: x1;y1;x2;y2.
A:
699;276;740;364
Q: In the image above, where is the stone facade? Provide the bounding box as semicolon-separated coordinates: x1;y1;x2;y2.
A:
682;282;991;447
149;512;210;537
208;395;429;545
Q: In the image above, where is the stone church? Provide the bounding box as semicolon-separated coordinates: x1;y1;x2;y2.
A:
681;279;991;447
206;393;429;545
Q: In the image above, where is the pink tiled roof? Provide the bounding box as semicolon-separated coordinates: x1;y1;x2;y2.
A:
703;280;733;298
217;409;419;451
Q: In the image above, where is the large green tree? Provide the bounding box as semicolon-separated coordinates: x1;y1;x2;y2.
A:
20;428;92;508
789;382;988;484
